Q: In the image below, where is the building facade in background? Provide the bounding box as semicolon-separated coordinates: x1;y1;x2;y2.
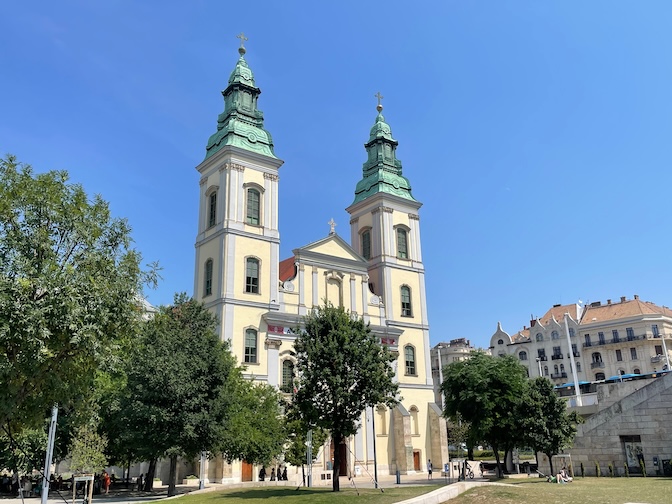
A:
489;295;672;384
192;42;447;484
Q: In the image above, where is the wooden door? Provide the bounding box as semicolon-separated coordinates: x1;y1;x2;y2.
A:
242;461;253;482
413;451;421;471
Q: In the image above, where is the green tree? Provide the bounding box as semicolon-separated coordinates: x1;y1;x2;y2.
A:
0;426;47;475
518;377;582;475
441;352;527;477
0;155;155;432
292;303;399;491
120;294;284;496
283;404;328;487
68;419;108;474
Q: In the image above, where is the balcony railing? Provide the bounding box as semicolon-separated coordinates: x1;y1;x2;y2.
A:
591;361;605;369
537;356;548;361
551;354;564;360
550;372;568;379
651;355;664;363
572;351;581;357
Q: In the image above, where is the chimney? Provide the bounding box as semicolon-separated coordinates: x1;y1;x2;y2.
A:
530;319;536;327
634;294;639;300
620;296;626;303
607;299;611;305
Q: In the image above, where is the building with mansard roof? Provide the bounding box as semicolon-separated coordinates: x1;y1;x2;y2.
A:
489;295;672;385
192;40;447;484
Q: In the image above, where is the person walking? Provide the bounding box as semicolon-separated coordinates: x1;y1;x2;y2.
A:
427;459;433;480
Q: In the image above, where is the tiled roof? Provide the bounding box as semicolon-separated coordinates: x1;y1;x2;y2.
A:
538;303;579;326
279;257;296;282
511;328;530;342
580;298;672;324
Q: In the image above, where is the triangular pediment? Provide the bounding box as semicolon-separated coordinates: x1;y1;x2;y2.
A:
293;233;367;265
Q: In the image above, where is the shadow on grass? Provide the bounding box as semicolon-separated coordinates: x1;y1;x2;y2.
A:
212;488;329;500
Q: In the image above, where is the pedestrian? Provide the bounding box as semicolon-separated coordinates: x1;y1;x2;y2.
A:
137;473;143;492
270;467;276;481
427;459;433;480
281;467;288;481
258;467;266;481
103;471;111;494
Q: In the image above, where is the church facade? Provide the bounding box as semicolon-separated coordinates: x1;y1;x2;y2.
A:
193;40;448;484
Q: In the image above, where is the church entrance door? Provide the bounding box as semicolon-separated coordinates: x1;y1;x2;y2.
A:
413;451;421;471
242;461;253;482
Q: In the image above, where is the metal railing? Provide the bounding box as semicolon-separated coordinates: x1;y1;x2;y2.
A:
591;361;605;369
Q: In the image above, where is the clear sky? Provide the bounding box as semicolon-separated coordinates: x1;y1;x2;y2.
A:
2;1;672;350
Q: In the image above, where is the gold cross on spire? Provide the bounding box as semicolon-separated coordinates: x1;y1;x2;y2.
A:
236;32;248;48
375;91;384;112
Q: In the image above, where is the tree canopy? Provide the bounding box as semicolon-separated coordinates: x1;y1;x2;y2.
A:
441;352;528;475
111;294;285;495
292;303;399;491
518;377;582;474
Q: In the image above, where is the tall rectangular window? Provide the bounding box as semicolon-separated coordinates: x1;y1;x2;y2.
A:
281;360;295;393
630;347;637;360
244;329;257;363
246;189;260;225
245;258;259;293
396;228;408;259
611;330;618;342
361;230;371;259
655;345;663;355
208;192;217;228
401;286;412;317
652;324;660;337
626;327;635;340
599;332;605;344
404;346;416;375
204;259;213;297
616;349;622;362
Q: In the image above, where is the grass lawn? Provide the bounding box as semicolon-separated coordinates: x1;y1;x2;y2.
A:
178;485;442;504
450;477;672;504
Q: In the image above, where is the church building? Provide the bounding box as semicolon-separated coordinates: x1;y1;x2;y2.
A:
192;38;448;484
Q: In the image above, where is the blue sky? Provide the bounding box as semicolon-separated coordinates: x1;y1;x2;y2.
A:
2;1;672;349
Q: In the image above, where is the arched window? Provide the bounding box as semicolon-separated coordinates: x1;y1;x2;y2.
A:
246;188;260;225
208;191;217;228
404;345;416;375
544;365;549;376
536;333;543;342
554;364;559;374
281;360;295;393
377;405;387;435
244;328;257;363
592;352;602;363
396;228;408;259
498;339;504;345
551;330;559;340
410;406;419;435
401;286;412;317
518;351;528;361
634;368;641;374
576;362;581;372
595;372;605;381
361;229;371;259
245;257;260;294
204;259;213;297
560;364;565;373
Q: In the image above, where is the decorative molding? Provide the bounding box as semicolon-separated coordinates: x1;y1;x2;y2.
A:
371;208;381;215
350;273;356;281
408;213;420;221
265;337;283;350
263;173;279;181
350;217;359;224
199;176;208;186
381;206;394;214
218;164;228;172
228;162;246;172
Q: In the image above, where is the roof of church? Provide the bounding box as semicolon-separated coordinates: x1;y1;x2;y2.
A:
204;39;277;160
580;296;672;324
351;101;417;205
279;257;296;282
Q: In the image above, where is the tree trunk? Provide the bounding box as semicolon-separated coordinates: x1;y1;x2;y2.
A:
467;446;474;461
332;433;342;492
493;445;502;478
547;453;554;476
144;459;157;491
167;454;178;496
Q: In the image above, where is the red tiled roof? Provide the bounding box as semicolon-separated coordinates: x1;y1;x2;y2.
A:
279;257;296;282
580;298;672;324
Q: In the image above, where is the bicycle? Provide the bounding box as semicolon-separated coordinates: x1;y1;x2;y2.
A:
464;462;475;479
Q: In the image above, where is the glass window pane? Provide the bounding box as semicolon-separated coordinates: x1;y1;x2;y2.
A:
247;189;260;225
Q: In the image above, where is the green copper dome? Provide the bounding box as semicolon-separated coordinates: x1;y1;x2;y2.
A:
204;46;277;160
352;109;416;204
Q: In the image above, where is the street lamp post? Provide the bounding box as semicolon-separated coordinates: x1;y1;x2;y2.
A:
437;345;445;408
536;357;543;377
